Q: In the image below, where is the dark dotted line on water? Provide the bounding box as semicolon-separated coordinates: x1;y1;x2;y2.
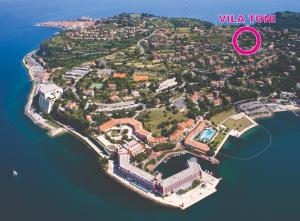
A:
217;125;272;161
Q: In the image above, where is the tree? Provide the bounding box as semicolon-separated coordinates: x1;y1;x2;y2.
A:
98;157;108;171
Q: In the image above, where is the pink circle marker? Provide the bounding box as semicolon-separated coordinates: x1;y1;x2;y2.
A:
232;26;261;56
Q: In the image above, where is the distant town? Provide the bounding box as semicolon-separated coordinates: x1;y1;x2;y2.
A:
24;12;300;209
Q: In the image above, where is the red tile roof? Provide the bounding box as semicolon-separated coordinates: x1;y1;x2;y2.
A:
184;121;210;153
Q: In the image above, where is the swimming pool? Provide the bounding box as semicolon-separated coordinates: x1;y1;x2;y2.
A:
194;128;216;142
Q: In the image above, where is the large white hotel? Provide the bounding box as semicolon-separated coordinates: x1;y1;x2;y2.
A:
38;83;63;114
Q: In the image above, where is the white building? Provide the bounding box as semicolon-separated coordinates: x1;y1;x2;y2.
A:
95;100;141;112
38;83;63;114
63;67;91;84
156;77;178;93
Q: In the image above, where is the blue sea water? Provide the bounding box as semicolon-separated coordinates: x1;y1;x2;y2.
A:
0;0;300;220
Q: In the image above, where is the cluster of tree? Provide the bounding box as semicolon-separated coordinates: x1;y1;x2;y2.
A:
156;92;172;106
185;97;203;119
143;159;157;171
223;86;258;103
160;125;177;137
133;149;152;163
167;17;213;29
111;110;136;118
93;113;109;125
52;102;89;135
104;134;115;144
62;89;79;102
184;81;209;94
256;11;300;30
143;97;158;108
153;143;176;152
98;157;109;171
51;68;67;86
177;179;201;195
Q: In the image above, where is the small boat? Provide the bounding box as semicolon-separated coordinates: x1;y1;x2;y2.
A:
13;170;18;177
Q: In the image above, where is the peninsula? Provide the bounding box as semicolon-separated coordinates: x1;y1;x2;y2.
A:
24;12;300;209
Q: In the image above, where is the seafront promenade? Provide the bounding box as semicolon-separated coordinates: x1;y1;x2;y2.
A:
23;52;67;137
23;51;107;158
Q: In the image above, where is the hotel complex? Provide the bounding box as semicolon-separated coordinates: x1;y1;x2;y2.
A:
97;116;217;197
99;118;198;146
116;148;202;196
99;117;212;154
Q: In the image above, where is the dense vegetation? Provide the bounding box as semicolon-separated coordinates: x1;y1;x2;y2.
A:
153;143;176;152
256;11;300;30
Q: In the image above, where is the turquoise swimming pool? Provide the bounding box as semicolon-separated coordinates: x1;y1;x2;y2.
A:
194;128;216;142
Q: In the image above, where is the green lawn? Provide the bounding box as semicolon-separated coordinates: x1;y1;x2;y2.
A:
210;132;226;151
90;82;103;89
177;27;190;33
210;108;237;125
139;108;187;136
222;117;253;132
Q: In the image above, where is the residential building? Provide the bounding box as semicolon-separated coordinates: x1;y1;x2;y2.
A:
156;78;178;93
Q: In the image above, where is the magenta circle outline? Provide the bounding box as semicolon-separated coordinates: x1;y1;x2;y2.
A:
232;26;261;55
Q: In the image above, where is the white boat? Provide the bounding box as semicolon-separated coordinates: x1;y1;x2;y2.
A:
13;170;18;177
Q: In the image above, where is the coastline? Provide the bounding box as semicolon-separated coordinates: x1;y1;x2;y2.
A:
254;105;300;120
23;51;67;137
22;50;220;210
23;51;108;159
214;104;300;156
214;113;258;155
22;48;299;210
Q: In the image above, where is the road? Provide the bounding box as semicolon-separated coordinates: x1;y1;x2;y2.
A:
137;29;159;55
